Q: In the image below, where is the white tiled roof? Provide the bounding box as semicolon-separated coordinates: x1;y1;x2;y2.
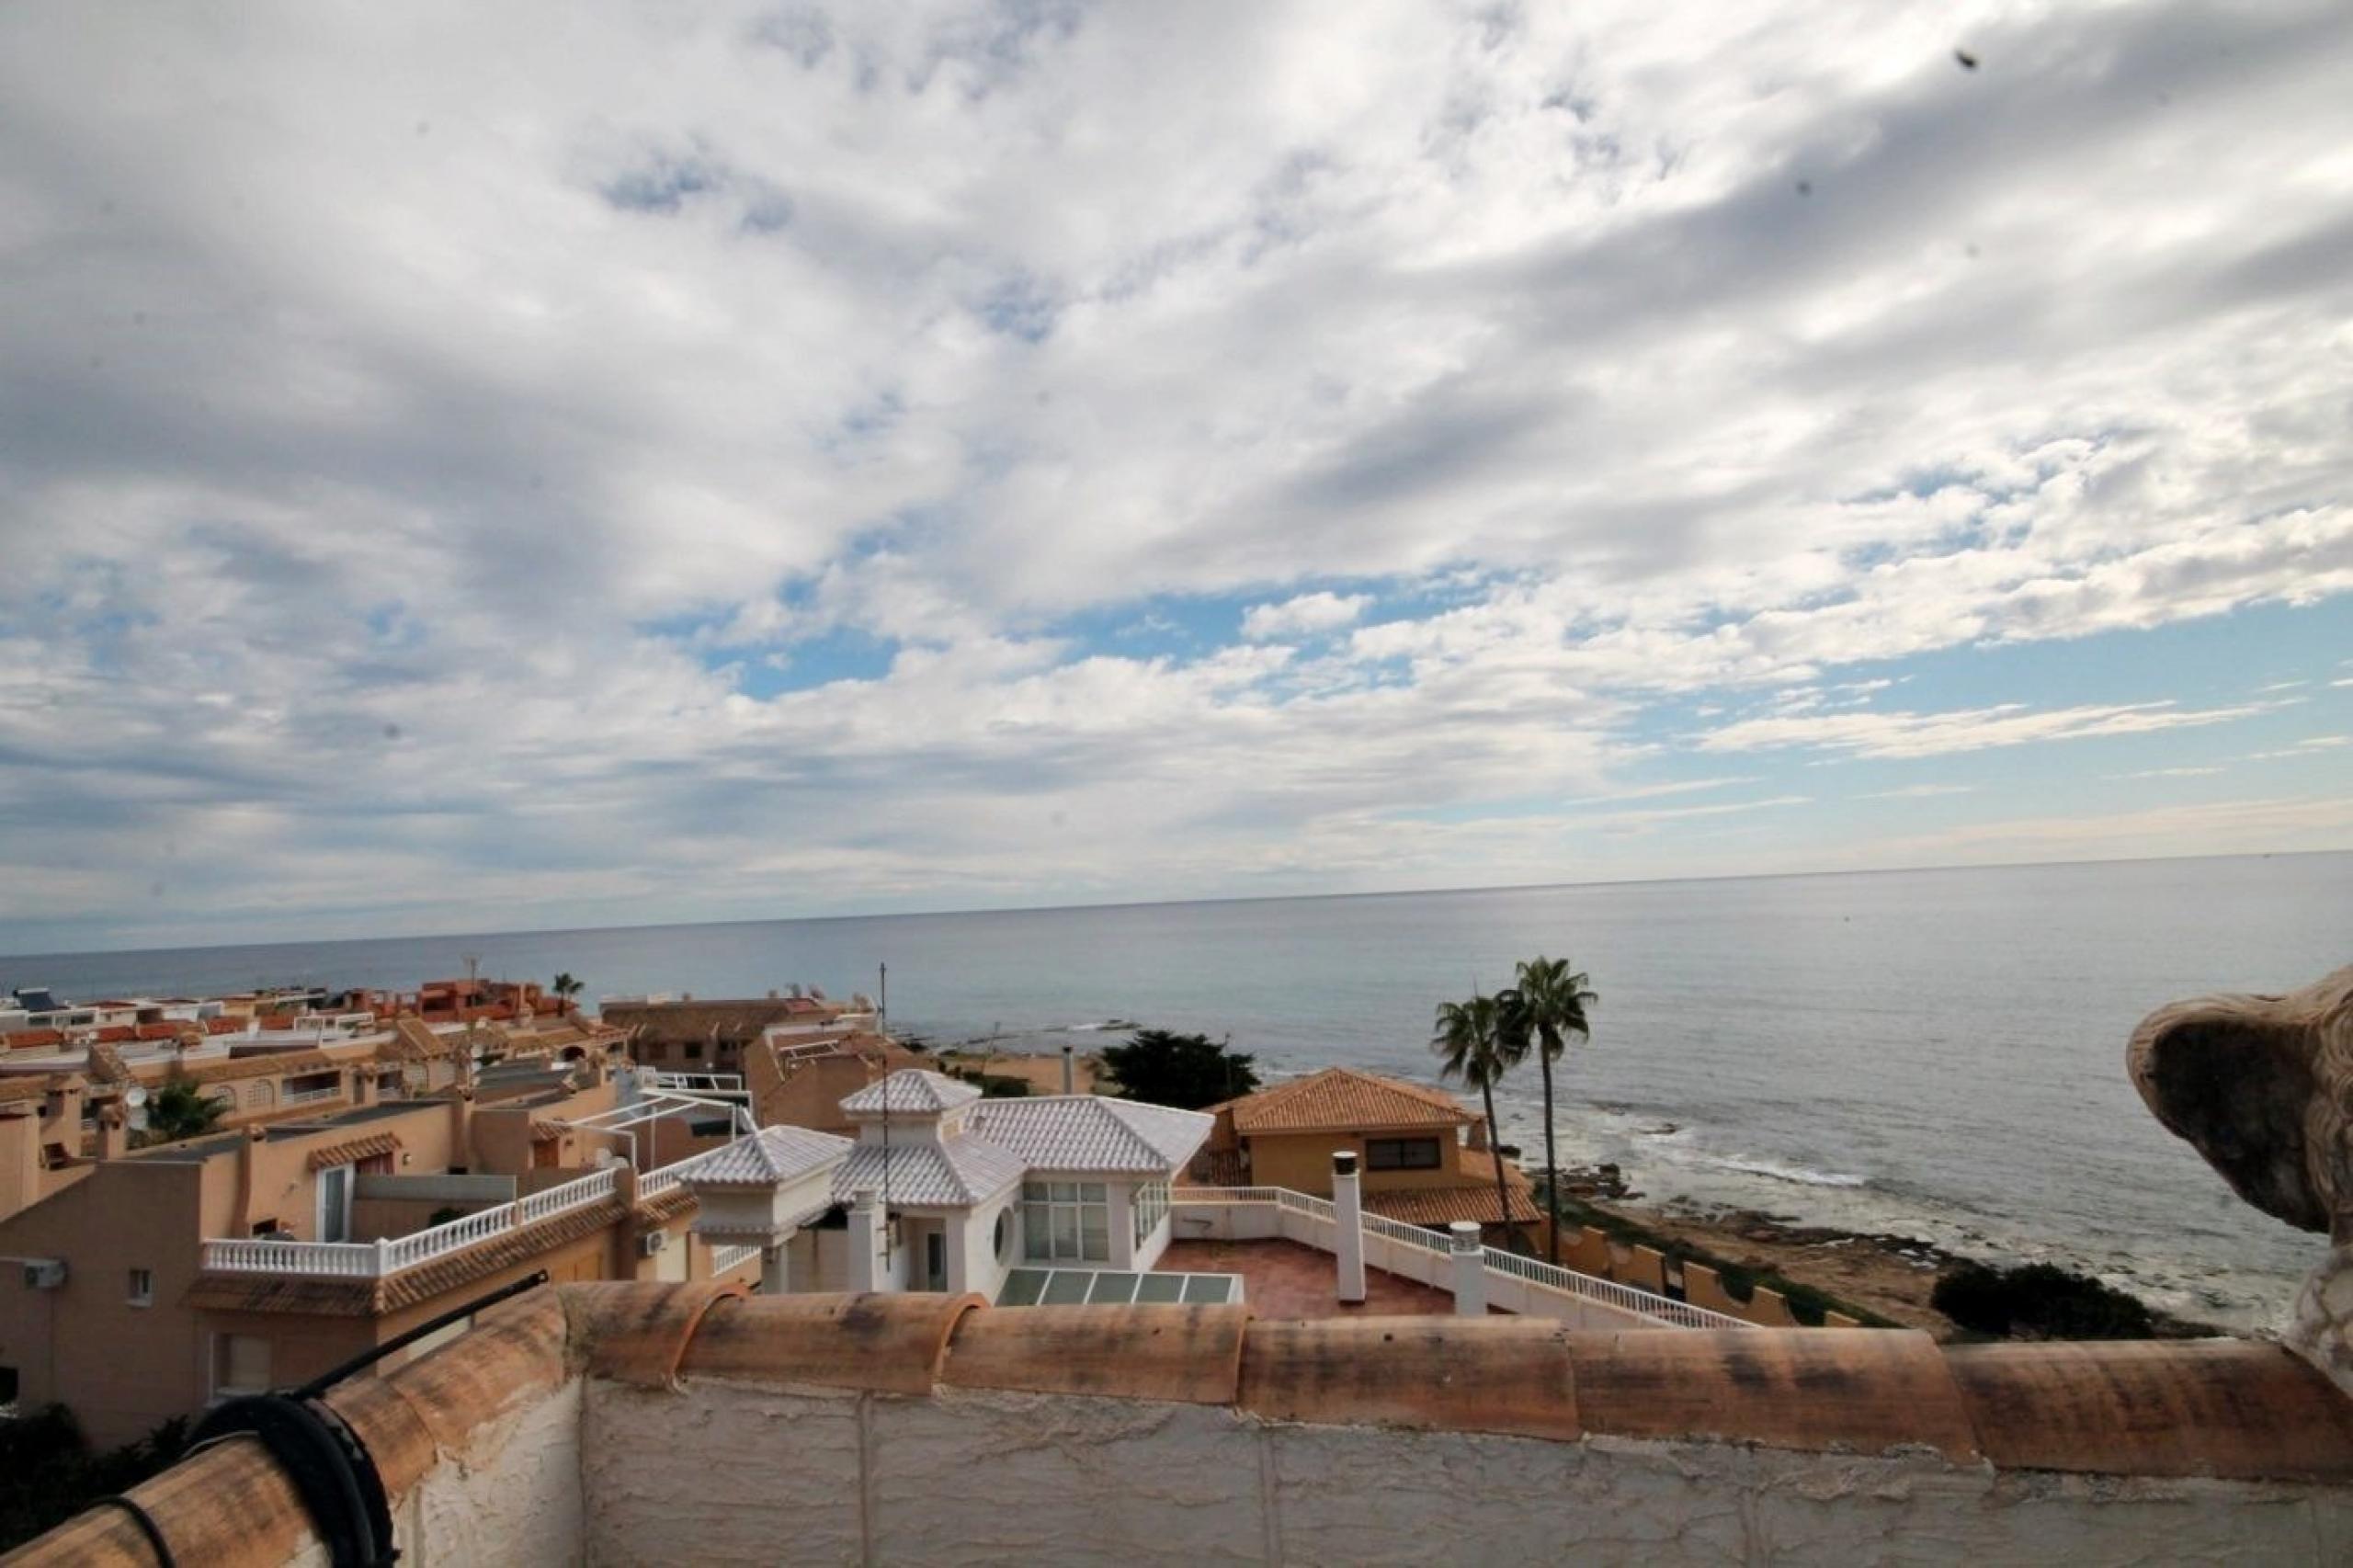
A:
833;1136;1028;1207
839;1069;982;1116
965;1096;1212;1175
682;1125;853;1187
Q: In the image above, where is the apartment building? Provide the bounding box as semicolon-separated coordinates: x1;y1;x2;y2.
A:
0;1046;737;1447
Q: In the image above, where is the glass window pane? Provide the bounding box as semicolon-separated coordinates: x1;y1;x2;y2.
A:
1182;1275;1234;1304
1023;1204;1052;1259
1079;1205;1108;1261
1135;1273;1186;1303
1050;1182;1075;1202
1087;1271;1139;1304
1023;1182;1047;1201
998;1269;1047;1307
1041;1269;1094;1304
1078;1182;1106;1201
1052;1206;1079;1258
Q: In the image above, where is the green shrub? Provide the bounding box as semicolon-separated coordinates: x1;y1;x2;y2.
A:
1931;1261;2154;1340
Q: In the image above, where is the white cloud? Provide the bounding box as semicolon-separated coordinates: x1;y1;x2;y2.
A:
1240;591;1371;641
1859;783;1976;799
2242;733;2353;759
2;0;2351;946
1699;700;2278;761
2111;766;2227;779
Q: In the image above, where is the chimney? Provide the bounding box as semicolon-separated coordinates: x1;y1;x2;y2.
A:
1449;1221;1488;1316
95;1101;130;1162
233;1125;267;1236
1061;1044;1074;1095
1332;1151;1367;1304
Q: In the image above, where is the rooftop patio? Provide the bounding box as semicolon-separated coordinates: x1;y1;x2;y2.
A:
1155;1236;1464;1317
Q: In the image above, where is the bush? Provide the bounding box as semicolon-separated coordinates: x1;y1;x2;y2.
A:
1931;1261;2155;1340
0;1404;188;1551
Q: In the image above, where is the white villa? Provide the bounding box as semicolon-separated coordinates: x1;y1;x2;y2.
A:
681;1068;1213;1302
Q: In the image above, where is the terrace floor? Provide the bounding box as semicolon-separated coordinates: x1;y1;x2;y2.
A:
1154;1237;1467;1319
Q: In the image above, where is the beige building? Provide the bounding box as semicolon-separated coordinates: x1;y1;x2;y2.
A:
602;992;878;1077
1197;1066;1544;1243
0;1055;750;1448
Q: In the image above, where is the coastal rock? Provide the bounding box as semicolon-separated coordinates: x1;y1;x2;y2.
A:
2128;962;2353;1392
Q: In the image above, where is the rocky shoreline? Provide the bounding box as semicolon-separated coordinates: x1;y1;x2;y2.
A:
1548;1165;2219;1339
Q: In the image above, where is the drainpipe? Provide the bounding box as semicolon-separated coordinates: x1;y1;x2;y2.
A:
1060;1044;1074;1095
847;1188;881;1292
760;1240;790;1296
1449;1221;1487;1317
1332;1151;1367;1305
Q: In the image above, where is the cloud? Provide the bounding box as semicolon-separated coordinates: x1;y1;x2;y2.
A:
1240;592;1371;641
2111;766;2227;779
1699;701;2278;761
1;0;2351;947
1859;784;1976;799
2242;733;2353;760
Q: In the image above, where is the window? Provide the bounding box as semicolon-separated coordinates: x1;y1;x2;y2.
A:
1366;1138;1442;1171
1022;1181;1108;1262
214;1334;271;1397
684;1041;702;1060
127;1267;153;1307
994;1209;1012;1265
316;1163;353;1243
1131;1180;1170;1247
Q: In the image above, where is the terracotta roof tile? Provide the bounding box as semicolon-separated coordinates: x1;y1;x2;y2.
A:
944;1302;1247;1404
676;1290;982;1396
1241;1317;1581;1440
1947;1336;2353;1483
1220;1067;1473;1134
1363;1181;1543;1227
307;1131;399;1171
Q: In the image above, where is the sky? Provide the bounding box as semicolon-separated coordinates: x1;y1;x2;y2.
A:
2;0;2350;955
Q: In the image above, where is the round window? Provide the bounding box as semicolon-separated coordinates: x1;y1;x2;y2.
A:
994;1210;1013;1264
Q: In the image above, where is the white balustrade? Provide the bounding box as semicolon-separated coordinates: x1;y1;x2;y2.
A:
1173;1186;1752;1331
201;1166;624;1280
710;1243;762;1274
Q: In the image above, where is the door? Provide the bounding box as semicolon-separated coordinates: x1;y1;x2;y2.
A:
925;1230;947;1292
316;1164;352;1243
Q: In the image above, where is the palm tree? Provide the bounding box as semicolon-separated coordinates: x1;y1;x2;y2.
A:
142;1078;226;1145
1430;993;1526;1238
1499;957;1598;1265
551;972;584;1013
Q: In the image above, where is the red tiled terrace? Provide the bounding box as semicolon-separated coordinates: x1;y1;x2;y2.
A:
1156;1237;1487;1318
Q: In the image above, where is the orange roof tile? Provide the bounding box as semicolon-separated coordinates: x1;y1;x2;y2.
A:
1363;1181;1543;1227
306;1131;400;1171
1220;1066;1472;1134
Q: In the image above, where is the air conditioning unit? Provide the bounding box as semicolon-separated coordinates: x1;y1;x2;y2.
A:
22;1259;65;1290
637;1232;668;1257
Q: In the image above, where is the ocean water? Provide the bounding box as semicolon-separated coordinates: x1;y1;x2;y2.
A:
10;852;2347;1327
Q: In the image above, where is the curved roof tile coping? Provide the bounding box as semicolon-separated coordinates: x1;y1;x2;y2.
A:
21;1289;2353;1563
944;1302;1248;1405
1570;1327;1982;1460
1242;1318;1581;1441
561;1279;746;1389
1947;1336;2353;1483
677;1290;984;1397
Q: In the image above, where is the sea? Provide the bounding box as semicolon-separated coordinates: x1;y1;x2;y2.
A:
8;851;2347;1329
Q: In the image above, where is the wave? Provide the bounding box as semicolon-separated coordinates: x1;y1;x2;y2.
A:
1687;1153;1869;1189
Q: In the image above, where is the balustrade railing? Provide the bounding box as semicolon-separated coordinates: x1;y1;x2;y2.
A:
202;1166;623;1280
1173;1186;1750;1330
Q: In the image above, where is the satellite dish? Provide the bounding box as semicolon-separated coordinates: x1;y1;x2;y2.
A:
124;1085;149;1109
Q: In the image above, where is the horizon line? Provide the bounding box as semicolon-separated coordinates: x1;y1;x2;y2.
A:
5;844;2347;970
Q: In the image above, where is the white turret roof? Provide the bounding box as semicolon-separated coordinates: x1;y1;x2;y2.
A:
839;1069;982;1116
966;1096;1213;1175
680;1124;852;1187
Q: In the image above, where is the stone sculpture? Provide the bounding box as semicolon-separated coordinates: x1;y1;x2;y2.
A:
2129;963;2353;1392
